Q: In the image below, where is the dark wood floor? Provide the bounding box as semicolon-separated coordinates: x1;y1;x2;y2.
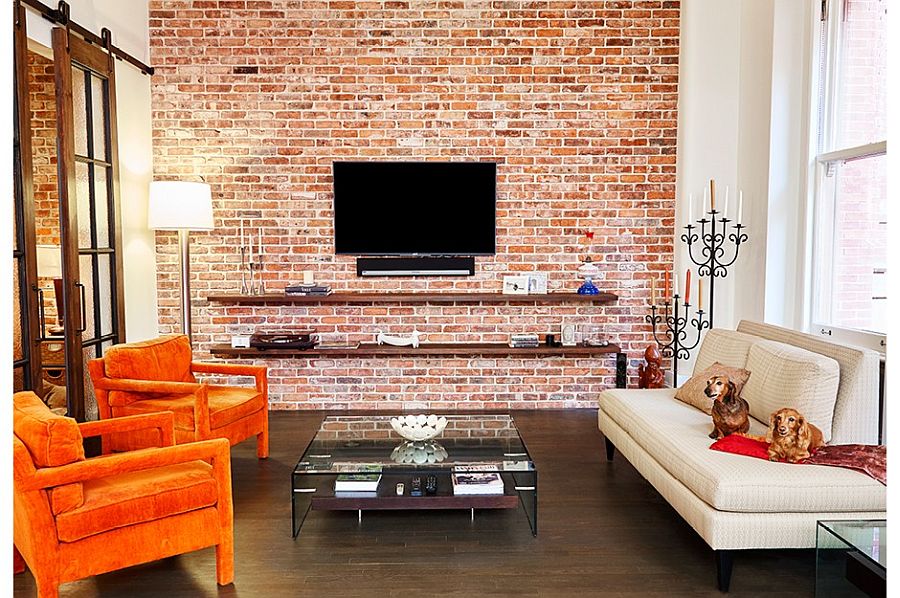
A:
15;410;816;597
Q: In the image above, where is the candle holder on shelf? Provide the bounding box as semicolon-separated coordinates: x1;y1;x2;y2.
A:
240;246;250;295
681;182;749;327
255;253;266;295
645;294;710;383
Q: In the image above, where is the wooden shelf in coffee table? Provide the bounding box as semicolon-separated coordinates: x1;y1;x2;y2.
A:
310;473;519;512
206;291;618;304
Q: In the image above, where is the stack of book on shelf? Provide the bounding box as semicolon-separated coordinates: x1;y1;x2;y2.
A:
285;283;332;296
334;465;382;497
452;465;505;496
509;333;540;348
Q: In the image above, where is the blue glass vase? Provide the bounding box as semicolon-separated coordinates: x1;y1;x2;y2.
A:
578;278;600;295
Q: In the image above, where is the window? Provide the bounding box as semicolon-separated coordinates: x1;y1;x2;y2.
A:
810;0;887;350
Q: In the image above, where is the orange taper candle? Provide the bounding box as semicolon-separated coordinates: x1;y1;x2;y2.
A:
685;269;691;304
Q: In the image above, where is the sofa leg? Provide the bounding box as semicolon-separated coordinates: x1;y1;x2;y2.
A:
34;574;60;598
715;550;733;592
604;437;616;461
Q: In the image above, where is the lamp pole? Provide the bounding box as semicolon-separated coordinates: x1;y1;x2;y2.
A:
178;229;193;341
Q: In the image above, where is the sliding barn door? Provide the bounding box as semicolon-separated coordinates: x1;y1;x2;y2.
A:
12;1;43;393
52;28;126;421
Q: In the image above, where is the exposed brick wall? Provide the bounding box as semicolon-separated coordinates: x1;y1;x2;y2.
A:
28;51;62;328
149;0;680;409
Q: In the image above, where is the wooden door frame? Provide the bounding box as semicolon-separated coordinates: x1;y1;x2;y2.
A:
51;27;126;421
13;0;44;392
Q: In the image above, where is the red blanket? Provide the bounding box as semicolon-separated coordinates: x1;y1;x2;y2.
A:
709;435;886;485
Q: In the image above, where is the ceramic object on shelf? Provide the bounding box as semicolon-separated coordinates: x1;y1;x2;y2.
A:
390;440;449;465
577;258;601;295
390;414;448;441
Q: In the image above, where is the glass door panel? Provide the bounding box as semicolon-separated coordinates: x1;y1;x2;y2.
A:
53;28;125;421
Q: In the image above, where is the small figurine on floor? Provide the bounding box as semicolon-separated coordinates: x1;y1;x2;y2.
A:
638;344;666;389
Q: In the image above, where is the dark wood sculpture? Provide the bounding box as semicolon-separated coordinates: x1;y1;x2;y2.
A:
638;344;666;389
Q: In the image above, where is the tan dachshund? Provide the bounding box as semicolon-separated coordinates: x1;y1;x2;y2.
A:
705;375;751;440
766;407;826;463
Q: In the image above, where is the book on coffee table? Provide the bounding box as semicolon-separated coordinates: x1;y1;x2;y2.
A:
334;465;382;492
452;465;505;496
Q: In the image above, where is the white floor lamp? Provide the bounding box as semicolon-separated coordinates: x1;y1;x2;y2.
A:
148;181;214;342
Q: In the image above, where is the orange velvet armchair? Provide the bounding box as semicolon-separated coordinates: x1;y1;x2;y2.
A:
13;391;234;598
87;334;269;458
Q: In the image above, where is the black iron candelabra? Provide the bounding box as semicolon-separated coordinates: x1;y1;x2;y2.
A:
645;294;710;383
681;209;748;328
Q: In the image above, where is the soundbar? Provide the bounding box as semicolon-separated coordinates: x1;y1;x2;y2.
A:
356;256;475;277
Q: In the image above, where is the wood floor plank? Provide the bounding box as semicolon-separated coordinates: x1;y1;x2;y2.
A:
13;410;816;597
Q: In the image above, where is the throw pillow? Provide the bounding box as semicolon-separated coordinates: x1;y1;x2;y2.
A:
674;362;751;415
740;340;839;442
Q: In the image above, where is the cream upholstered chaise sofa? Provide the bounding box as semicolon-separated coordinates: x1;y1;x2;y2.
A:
598;321;884;592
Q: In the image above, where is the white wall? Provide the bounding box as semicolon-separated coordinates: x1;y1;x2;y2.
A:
25;0;158;341
676;0;815;381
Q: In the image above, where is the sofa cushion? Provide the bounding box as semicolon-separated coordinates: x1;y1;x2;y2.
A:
693;329;759;374
13;391;85;467
55;461;218;542
598;389;885;513
741;340;840;442
115;386;265;431
675;362;752;414
104;335;196;383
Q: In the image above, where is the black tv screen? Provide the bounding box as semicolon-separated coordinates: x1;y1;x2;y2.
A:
333;161;496;255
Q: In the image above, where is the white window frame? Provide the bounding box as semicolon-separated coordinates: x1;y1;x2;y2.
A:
807;0;887;354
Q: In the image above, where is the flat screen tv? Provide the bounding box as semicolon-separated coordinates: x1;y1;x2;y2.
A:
333;161;496;255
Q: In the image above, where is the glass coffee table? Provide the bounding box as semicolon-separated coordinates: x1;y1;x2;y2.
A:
292;414;537;537
816;520;886;597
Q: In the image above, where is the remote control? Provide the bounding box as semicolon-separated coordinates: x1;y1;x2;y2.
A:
410;476;423;497
425;474;437;496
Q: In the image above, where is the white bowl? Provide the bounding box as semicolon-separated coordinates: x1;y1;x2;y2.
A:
389;414;448;441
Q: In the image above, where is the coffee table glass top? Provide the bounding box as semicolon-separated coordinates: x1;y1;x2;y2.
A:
295;414;533;474
817;520;887;570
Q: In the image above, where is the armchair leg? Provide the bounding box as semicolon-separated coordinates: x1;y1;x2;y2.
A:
256;417;269;459
35;574;60;598
215;539;234;586
13;545;25;574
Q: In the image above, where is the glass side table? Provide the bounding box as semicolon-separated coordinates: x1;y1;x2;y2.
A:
816;520;886;597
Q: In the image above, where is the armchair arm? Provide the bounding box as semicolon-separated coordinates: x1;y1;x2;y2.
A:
24;438;231;491
78;412;175;447
92;376;202;395
192;361;267;393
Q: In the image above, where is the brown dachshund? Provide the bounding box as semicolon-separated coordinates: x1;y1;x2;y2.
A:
766;407;825;462
706;375;751;440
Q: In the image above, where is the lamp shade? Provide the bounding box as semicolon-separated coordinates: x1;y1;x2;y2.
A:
148;181;214;231
36;245;62;278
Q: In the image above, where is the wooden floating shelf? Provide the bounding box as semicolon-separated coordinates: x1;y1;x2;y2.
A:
209;342;622;358
206;291;618;305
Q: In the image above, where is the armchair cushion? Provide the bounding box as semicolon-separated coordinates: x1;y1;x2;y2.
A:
13;391;85;467
55;461;218;542
50;484;84;515
117;386;266;431
103;334;196;384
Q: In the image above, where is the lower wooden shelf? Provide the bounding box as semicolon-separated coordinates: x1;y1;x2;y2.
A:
209;342;621;358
